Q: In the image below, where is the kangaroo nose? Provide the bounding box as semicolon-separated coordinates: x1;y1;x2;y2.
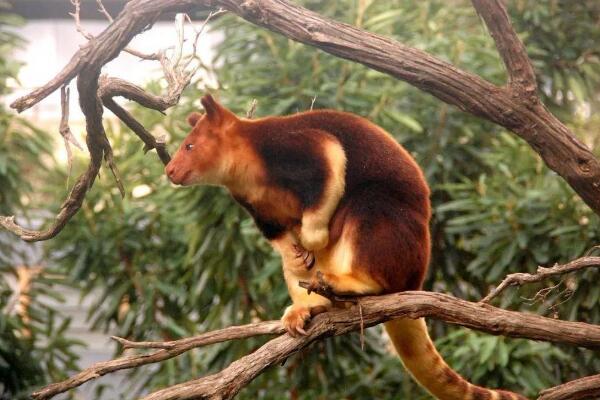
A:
165;163;176;179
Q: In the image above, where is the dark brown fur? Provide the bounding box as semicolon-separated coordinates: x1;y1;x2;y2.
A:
241;110;431;292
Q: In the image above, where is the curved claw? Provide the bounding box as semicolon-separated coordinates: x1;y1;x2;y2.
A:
293;244;315;269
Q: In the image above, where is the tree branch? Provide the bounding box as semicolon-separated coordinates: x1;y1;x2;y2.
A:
31;321;284;400
1;1;216;241
32;291;600;400
6;2;600;397
471;0;537;100
481;255;600;304
539;374;600;400
220;0;600;215
6;0;600;244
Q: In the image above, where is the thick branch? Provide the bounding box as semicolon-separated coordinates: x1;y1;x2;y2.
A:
33;291;600;400
471;0;537;100
481;256;600;303
143;291;600;400
219;0;600;215
99;76;173;164
11;0;600;218
98;76;178;113
539;374;600;400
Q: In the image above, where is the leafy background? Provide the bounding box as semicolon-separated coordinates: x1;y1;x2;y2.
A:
2;0;600;399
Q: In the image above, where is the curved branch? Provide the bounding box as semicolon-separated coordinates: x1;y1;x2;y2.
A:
9;0;197;112
144;290;600;399
9;0;600;227
1;1;214;241
219;0;600;215
481;256;600;304
102;97;171;165
32;291;600;400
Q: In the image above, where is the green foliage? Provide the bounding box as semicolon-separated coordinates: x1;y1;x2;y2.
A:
30;0;600;399
438;330;568;397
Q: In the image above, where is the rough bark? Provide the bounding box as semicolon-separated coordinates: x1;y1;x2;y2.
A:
31;291;600;400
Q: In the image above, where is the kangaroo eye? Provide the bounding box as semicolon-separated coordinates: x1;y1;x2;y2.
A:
185;143;194;151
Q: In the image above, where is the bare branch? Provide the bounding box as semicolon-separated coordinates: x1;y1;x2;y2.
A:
75;0;162;61
9;0;600;215
1;1;214;240
142;291;600;400
182;9;227;71
245;98;258;118
102;97;171;164
95;0;114;23
471;0;537;101
539;374;600;400
481;256;600;304
9;0;194;113
59;85;83;183
69;0;94;40
32;291;600;400
0;157;102;241
31;321;284;400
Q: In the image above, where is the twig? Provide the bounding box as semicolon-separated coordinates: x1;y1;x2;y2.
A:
95;0;114;22
69;0;93;40
59;85;84;186
245;98;258;118
481;255;600;303
182;9;226;72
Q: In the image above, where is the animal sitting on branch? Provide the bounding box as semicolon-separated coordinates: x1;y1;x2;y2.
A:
165;94;526;400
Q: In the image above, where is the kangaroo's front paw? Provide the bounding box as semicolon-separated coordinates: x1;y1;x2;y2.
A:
300;225;329;251
282;305;311;337
293;244;315;270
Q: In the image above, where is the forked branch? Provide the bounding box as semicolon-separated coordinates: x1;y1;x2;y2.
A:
5;0;600;243
471;0;537;101
1;1;219;241
32;291;600;400
481;255;600;304
6;1;600;399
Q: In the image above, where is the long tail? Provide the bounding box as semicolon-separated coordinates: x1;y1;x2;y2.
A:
384;318;528;400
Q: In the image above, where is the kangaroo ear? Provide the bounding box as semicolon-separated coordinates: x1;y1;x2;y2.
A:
187;112;203;127
201;94;236;125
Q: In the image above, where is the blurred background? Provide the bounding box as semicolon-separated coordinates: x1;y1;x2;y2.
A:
1;0;600;399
